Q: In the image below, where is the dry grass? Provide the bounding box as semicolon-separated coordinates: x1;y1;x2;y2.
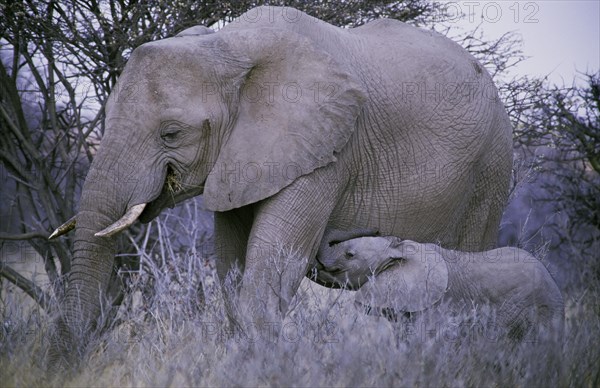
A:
1;205;599;387
2;261;599;386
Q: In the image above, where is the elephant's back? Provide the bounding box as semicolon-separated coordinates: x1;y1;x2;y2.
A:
225;8;487;87
222;6;350;54
350;19;482;73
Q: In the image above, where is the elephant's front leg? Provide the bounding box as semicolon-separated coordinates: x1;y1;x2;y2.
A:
237;168;341;332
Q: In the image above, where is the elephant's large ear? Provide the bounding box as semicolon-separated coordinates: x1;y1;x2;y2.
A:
203;28;366;211
355;241;449;316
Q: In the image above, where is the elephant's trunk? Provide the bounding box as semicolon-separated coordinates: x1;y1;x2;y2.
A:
61;211;117;343
50;131;159;364
51;183;123;364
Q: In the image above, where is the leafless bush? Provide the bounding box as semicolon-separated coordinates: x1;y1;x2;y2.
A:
501;73;600;291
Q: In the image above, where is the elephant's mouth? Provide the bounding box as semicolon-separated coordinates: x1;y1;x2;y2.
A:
139;165;204;223
307;262;357;290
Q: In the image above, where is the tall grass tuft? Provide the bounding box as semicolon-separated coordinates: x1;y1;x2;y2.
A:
1;201;599;386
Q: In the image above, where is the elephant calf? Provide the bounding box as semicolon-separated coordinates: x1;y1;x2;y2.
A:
314;232;564;342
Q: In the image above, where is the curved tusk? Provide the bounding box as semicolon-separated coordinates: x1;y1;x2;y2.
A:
48;217;77;240
94;203;147;238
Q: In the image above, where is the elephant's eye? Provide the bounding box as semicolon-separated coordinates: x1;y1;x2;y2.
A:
160;125;181;143
345;250;355;259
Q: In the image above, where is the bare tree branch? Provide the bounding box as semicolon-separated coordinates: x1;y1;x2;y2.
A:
0;263;52;311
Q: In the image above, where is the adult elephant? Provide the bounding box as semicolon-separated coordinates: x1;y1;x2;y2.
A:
49;6;512;358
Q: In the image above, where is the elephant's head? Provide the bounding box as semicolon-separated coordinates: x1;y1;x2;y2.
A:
317;237;449;317
51;25;365;355
315;232;391;289
354;239;449;319
313;228;381;289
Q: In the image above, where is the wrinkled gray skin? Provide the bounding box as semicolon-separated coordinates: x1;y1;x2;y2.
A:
316;233;565;341
52;6;512;360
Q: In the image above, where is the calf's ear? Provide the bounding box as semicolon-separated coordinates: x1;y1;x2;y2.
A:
355;241;449;316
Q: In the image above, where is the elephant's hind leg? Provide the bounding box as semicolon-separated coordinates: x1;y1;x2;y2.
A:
456;141;512;251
